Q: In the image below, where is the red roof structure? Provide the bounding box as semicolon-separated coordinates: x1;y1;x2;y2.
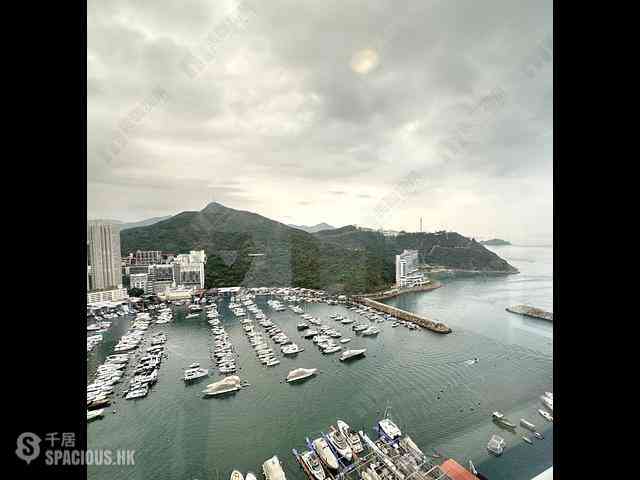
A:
439;459;479;480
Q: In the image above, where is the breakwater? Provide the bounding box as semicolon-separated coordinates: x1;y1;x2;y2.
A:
357;281;442;301
352;296;452;334
506;305;553;322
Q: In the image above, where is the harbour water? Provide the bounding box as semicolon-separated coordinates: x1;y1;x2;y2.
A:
87;244;553;480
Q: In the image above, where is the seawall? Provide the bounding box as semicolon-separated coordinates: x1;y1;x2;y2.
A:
351;296;452;334
358;281;442;301
506;305;553;322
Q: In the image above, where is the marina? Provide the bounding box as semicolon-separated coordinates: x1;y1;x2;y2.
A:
87;245;553;480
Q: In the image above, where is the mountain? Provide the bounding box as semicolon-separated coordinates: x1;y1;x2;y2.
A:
120;203;380;294
88;215;173;231
315;227;518;274
480;238;512;246
287;223;335;233
120;203;518;293
120;216;173;231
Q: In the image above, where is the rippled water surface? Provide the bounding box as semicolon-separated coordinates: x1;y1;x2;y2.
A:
88;245;553;480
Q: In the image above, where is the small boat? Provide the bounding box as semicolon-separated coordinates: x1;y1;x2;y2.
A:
183;367;209;382
339;349;366;362
538;409;553;422
322;345;342;354
339;338;351;344
378;418;402;440
492;411;516;429
286;368;318;383
246;473;258;480
468;460;477;475
534;432;544;440
262;456;286;480
487;434;505;456
312;437;339;470
520;418;537;431
522;436;533;445
230;470;244;480
540;395;553;412
300;450;326;480
189;363;200;368
87;409;104;422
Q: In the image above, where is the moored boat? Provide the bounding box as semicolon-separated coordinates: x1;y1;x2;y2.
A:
339;349;366;362
300;450;325;480
312;437;339;471
87;409;104;422
262;456;286;480
538;409;553;422
337;420;364;453
378;418;402;440
327;425;353;461
487;434;505;456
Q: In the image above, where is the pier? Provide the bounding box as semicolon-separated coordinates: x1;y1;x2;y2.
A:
293;421;471;480
351;297;452;334
506;305;553;322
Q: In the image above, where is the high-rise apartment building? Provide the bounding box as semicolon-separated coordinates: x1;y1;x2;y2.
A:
87;221;123;290
395;249;424;288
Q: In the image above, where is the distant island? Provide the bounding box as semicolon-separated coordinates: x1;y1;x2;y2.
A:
480;239;511;246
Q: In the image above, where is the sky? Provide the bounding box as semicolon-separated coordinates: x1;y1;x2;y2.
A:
88;0;553;244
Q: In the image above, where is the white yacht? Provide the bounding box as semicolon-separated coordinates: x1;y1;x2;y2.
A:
340;338;351;344
87;409;104;422
262;456;286;480
540;394;553;412
337;420;363;453
327;425;354;461
538;409;553;422
202;376;242;397
361;327;380;336
281;344;304;355
322;345;342;354
312;437;339;470
487;434;505;456
520;418;537;431
125;386;149;400
300;450;325;480
230;470;244;480
339;349;366;362
378;418;402;440
246;473;258;480
286;368;318;383
183;367;209;382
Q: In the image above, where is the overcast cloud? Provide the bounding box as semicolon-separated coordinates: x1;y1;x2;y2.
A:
88;0;553;244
